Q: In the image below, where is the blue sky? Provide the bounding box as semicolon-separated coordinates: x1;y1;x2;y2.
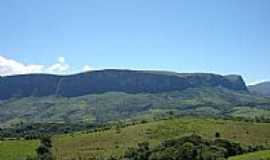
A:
0;0;270;84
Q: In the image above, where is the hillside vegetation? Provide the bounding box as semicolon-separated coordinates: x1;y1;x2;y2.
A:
1;87;270;127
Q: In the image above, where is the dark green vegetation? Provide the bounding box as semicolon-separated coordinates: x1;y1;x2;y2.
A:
0;122;97;139
249;81;270;97
121;134;244;160
0;70;247;100
36;136;53;160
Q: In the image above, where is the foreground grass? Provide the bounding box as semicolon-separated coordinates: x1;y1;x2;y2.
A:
229;150;270;160
0;139;38;160
1;117;270;160
53;117;270;159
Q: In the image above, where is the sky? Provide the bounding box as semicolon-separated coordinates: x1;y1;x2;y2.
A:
0;0;270;84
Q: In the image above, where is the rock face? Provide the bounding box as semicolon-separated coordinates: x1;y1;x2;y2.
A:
0;69;248;100
0;74;61;100
249;81;270;97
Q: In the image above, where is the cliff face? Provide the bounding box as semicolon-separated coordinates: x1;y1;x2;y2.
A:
0;70;248;100
0;74;61;100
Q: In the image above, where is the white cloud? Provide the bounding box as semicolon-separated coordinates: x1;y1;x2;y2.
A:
46;57;70;74
0;56;44;76
58;56;65;63
0;55;72;76
83;65;92;71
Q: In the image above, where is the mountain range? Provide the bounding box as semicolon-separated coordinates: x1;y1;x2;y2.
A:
0;69;269;126
0;69;247;100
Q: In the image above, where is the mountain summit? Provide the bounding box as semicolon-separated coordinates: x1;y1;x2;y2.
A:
0;69;247;100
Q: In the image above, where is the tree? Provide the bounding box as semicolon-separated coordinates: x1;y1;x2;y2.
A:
36;136;53;160
215;132;221;138
176;142;197;160
124;141;151;160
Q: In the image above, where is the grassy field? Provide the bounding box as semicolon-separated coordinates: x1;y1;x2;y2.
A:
52;117;270;159
229;150;270;160
0;139;38;160
1;117;270;160
231;107;270;119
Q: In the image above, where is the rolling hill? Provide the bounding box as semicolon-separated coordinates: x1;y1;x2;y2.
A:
249;81;270;97
1;117;270;160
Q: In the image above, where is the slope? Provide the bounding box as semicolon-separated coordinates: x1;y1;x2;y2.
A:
249;81;270;97
1;117;270;160
0;87;269;127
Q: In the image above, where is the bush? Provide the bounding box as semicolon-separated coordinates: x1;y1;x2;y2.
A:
36;136;54;160
118;134;247;160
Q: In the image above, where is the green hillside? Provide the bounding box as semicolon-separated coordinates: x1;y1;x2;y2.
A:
1;117;270;159
1;87;270;127
229;150;270;160
51;118;270;159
